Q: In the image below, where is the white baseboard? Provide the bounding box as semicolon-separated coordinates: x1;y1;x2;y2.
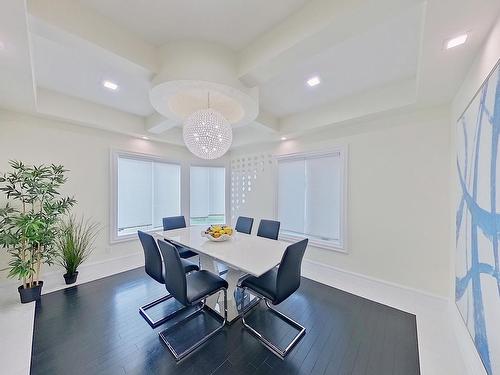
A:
0;252;144;296
0;252;144;294
301;258;448;314
41;252;144;295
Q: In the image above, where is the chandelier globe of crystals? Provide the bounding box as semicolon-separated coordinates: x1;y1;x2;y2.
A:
183;93;233;160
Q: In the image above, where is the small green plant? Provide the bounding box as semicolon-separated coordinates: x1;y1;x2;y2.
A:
0;161;76;289
56;215;100;276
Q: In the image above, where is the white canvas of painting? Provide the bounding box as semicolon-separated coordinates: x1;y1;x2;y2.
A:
456;59;500;375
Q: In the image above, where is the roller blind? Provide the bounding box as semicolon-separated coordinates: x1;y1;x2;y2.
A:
117;156;180;236
278;152;342;242
190;166;226;225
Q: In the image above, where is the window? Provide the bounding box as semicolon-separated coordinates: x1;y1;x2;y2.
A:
277;148;347;250
190;166;226;225
113;152;181;239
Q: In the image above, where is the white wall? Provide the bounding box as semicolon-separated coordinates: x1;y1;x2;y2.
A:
0;109;229;280
0;101;452;298
449;15;500;375
230;106;451;297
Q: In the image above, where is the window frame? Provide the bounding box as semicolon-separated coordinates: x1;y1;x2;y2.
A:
110;150;182;243
274;146;348;253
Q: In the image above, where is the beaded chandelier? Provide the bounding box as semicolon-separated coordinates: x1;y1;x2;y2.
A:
183;94;233;159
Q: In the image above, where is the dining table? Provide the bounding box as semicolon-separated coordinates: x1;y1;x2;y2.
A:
156;226;289;323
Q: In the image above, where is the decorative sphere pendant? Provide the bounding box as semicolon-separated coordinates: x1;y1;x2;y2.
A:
183;108;233;159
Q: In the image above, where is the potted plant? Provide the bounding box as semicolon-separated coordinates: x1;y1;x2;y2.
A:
0;161;76;303
56;215;100;285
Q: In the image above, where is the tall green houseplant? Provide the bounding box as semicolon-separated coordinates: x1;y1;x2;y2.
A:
0;161;76;303
57;215;100;285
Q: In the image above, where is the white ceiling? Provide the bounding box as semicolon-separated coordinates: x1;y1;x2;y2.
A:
31;25;154;116
1;0;499;148
77;0;308;50
259;4;423;117
0;0;36;112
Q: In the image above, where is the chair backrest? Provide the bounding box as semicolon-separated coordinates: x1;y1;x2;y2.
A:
235;216;254;234
163;216;186;231
275;238;308;304
257;219;280;240
138;231;164;284
157;239;188;306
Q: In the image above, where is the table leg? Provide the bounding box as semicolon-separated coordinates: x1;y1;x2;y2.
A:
198;254;258;323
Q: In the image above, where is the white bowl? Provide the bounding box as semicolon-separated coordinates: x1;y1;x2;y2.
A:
201;231;232;242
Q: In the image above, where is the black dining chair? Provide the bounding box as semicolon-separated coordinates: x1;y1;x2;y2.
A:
137;231;199;328
162;215;198;259
238;238;308;357
235;216;254;234
157;239;228;361
257;219;281;240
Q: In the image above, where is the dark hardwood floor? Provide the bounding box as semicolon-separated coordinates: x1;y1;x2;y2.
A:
31;268;420;375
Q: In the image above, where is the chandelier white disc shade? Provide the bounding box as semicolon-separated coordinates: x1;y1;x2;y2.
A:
183;108;233;159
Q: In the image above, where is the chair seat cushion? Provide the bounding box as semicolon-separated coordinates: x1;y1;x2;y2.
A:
181;258;199;273
186;270;228;304
179;248;199;259
241;269;278;303
174;243;198;259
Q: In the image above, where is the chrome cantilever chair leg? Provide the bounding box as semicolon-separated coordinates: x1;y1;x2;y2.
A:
159;288;228;361
139;293;205;328
239;287;306;358
140;294;174;328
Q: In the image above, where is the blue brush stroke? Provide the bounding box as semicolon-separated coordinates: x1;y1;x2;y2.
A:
490;70;500;295
456;67;500;375
457;162;500;239
469;82;491;374
456;119;468;243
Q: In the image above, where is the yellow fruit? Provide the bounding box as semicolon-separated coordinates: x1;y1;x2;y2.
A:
213;232;221;238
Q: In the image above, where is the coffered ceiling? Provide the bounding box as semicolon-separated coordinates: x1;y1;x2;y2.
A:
0;0;499;148
77;0;308;50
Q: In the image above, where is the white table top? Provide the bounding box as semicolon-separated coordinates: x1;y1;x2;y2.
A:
156;227;289;277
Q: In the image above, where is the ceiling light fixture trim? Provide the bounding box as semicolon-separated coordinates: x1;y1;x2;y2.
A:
445;34;468;49
150;80;258;128
103;80;119;91
307;76;321;87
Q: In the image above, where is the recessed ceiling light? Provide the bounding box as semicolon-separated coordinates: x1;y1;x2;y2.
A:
103;80;119;91
280;137;287;141
446;34;468;49
141;136;149;140
307;76;320;87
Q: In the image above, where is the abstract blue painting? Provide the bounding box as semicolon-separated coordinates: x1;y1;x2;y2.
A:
456;59;500;375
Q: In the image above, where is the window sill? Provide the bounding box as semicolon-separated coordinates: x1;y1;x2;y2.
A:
110;227;163;244
278;233;347;253
110;233;141;244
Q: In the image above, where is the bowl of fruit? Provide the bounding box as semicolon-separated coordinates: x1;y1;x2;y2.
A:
202;225;234;242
